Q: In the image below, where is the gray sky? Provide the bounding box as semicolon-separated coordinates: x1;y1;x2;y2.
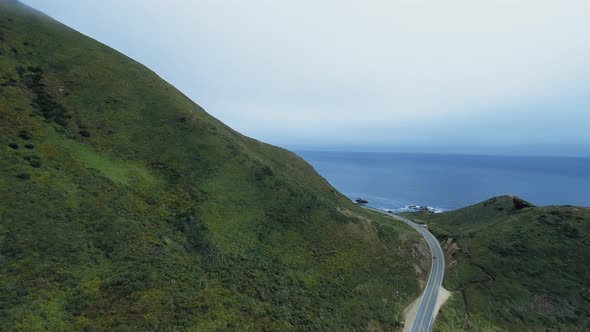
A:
23;0;590;156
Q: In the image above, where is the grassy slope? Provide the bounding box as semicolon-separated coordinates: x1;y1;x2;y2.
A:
409;196;590;331
0;1;422;330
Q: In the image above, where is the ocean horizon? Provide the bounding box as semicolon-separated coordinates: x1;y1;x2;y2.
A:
297;151;590;212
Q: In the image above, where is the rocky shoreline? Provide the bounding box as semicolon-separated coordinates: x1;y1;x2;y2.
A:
406;205;438;213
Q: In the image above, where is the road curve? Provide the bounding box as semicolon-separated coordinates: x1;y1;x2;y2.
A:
365;207;445;332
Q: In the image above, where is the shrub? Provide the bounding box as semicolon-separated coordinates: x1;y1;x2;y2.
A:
18;130;31;140
262;165;274;176
15;173;30;180
1;76;17;87
254;165;274;181
29;156;42;168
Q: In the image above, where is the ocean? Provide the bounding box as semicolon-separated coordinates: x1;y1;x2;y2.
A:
296;151;590;212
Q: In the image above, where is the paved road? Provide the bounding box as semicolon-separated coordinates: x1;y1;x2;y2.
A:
365;207;445;332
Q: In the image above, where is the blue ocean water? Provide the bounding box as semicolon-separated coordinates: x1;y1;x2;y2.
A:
297;151;590;212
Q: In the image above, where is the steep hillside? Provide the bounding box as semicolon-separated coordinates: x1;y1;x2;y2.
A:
409;196;590;331
0;1;422;330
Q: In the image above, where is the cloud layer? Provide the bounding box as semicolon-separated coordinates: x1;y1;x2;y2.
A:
24;0;590;155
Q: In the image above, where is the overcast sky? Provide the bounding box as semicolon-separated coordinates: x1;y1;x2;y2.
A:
22;0;590;156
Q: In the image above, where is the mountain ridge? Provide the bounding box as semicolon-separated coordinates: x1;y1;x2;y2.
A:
0;2;422;330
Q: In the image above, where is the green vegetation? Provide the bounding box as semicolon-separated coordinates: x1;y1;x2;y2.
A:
407;196;590;331
0;1;422;330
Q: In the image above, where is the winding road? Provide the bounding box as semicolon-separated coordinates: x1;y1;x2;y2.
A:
365;208;446;332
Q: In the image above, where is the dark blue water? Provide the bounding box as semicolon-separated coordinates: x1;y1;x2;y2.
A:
297;151;590;211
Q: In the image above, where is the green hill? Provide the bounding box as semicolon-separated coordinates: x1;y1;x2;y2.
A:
409;196;590;331
0;1;422;330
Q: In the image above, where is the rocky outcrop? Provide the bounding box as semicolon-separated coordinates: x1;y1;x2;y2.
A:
409;239;431;288
440;237;461;270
